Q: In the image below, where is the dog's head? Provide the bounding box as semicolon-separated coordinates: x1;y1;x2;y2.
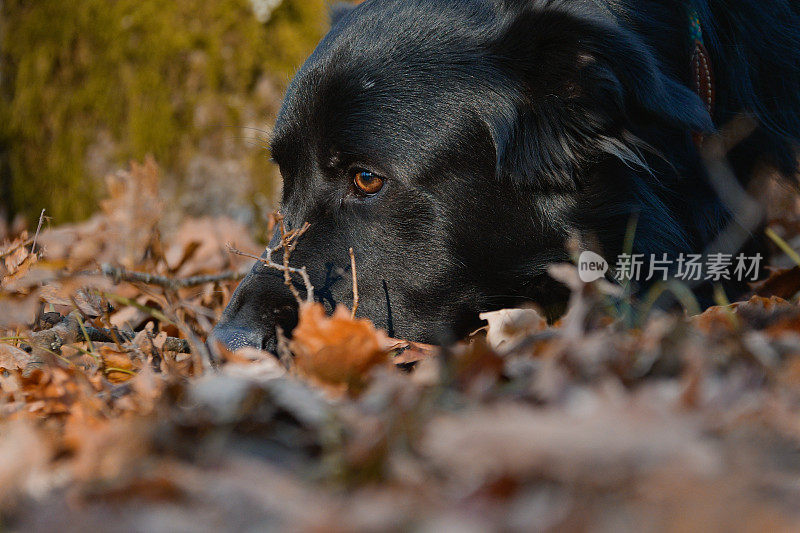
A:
211;0;712;351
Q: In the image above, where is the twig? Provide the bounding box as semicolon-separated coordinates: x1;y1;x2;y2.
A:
228;246;315;305
227;215;314;305
350;247;359;318
275;325;295;369
31;209;46;256
84;325;136;344
75;313;97;357
101;264;247;291
84;325;188;353
278;215;299;302
700;116;765;262
22;312;191;355
279;214;312;303
765;227;800;267
105;367;136;376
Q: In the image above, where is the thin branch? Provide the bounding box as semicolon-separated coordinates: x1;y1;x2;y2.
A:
19;312;191;370
101;264;247;290
279;215;311;303
278;214;299;302
31;209;45;256
227;214;314;305
699;115;764;260
765;227;800;267
75;311;97;357
85;325;189;353
350;247;359;318
227;246;314;305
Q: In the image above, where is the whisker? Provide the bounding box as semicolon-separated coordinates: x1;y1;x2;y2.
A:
214;124;273;136
228;136;272;152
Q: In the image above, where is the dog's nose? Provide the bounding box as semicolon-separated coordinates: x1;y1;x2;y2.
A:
272;304;300;335
208;325;266;352
210;304;298;355
209;263;301;355
210;303;299;354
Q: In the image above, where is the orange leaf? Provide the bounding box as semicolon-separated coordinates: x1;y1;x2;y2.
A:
693;305;737;334
290;303;389;394
99;346;140;383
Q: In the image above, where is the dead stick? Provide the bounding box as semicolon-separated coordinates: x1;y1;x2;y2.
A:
278;215;301;303
31;209;46;256
24;315;191;355
228;246;314;304
83;326;190;353
349;247;359;318
101;264;247;290
227;216;314;305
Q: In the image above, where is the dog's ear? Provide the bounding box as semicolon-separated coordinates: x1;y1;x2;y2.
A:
488;7;712;183
493;8;714;130
330;2;357;27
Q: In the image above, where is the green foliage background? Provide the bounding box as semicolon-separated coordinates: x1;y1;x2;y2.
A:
0;0;328;224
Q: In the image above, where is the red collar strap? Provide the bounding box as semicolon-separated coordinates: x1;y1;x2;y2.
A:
689;9;715;145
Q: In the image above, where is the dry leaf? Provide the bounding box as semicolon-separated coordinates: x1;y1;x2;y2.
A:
99;346;141;383
480;308;547;350
291;303;389;394
753;265;800;299
382;338;438;366
421;400;719;488
1;251;37;288
0;344;30;370
693;304;738;334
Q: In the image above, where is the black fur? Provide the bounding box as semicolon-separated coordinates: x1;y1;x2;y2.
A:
212;0;800;350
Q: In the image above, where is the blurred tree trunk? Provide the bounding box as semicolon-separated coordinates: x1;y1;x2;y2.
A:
0;0;13;224
1;0;328;226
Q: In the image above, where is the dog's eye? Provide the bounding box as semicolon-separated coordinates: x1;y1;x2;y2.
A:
353;170;385;196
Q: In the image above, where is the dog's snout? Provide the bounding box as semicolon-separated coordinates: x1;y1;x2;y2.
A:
210;260;303;355
210;302;299;355
208;325;266;352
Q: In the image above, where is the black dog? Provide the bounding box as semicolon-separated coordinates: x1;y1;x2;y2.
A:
212;0;800;351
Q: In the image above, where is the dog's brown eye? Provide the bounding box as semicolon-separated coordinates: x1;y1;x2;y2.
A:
353;170;384;195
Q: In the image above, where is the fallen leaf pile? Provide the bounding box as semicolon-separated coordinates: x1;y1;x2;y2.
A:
2;163;800;530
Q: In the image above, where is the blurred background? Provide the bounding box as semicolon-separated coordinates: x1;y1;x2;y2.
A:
0;0;350;240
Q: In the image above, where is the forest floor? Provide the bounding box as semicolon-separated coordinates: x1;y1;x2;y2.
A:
2;159;800;531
